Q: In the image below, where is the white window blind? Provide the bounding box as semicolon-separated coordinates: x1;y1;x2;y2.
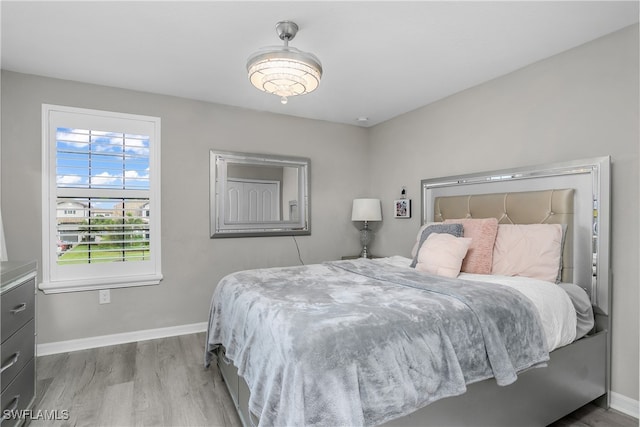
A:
42;105;162;293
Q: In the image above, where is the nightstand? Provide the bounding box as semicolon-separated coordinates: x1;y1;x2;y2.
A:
341;255;380;260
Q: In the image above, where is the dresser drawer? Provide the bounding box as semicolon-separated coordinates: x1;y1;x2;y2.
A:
1;319;35;393
0;359;35;427
1;278;35;341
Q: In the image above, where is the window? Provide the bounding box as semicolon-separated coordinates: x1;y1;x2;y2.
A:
41;105;162;293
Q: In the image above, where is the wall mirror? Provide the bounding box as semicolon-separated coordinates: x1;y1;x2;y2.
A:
210;150;310;238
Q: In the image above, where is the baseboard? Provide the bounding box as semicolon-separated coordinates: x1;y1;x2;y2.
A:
610;391;640;419
36;322;208;356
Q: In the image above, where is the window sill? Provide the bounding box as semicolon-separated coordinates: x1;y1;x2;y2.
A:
39;274;163;294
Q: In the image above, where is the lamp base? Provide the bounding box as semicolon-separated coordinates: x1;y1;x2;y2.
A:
360;245;370;259
359;221;374;258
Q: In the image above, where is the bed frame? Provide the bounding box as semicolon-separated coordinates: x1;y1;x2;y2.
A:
215;156;611;426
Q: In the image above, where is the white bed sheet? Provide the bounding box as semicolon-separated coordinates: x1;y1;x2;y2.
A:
378;256;577;352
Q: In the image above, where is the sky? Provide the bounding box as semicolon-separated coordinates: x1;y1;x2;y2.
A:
56;127;150;211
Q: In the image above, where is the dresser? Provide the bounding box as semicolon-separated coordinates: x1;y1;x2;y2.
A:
1;261;36;427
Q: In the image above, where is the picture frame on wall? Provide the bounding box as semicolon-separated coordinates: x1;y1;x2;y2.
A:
394;199;411;218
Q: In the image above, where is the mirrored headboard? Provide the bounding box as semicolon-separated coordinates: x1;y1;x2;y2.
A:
420;157;610;316
210;150;310;238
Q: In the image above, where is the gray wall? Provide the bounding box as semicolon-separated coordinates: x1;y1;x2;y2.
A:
1;70;369;342
367;25;639;401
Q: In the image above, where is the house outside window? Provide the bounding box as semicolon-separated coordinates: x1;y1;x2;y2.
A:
41;105;162;293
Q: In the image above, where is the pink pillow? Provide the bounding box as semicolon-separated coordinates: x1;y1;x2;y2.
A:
415;233;472;278
491;224;563;282
444;218;498;274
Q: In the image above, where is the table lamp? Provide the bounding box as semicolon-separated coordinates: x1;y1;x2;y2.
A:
351;198;382;258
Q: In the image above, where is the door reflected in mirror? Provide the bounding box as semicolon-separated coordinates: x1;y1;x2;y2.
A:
210;151;310;238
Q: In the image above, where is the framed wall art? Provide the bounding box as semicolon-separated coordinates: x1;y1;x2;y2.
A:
394;199;411;218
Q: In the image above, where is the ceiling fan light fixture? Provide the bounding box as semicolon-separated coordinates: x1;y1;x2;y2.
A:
247;21;323;104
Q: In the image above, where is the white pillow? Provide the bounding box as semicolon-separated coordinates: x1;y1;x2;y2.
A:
415;233;472;278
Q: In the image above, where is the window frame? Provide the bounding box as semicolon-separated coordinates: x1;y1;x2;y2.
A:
41;104;162;293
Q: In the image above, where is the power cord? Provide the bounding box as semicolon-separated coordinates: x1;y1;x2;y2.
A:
292;235;304;265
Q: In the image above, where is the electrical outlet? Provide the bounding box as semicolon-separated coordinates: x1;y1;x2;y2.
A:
99;289;110;304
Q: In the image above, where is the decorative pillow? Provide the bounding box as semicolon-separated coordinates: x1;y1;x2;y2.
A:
411;222;434;259
491;224;564;283
410;223;464;268
444;218;499;274
415;233;472;278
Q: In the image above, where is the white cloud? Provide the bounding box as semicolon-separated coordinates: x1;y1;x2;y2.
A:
124;170;149;189
56;130;89;148
57;129;150;156
124;137;149;155
124;170;149;180
92;138;121;152
57;175;83;184
91;172;119;186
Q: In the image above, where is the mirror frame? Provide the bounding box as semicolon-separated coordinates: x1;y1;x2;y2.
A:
209;150;311;238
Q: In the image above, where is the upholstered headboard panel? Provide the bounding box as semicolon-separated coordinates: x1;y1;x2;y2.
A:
434;189;574;283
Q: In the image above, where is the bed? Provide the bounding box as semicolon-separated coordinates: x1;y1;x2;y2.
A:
205;157;611;427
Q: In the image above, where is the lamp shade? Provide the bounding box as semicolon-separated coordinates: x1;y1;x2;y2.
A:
351;199;382;221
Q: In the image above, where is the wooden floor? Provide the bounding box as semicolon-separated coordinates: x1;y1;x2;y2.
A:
33;333;241;427
32;333;637;427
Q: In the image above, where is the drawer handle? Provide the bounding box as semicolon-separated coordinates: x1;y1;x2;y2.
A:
10;303;27;314
1;394;20;420
0;352;20;373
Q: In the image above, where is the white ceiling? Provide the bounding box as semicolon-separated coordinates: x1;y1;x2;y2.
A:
2;1;638;127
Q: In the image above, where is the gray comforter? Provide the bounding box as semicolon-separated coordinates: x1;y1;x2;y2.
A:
205;259;549;427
